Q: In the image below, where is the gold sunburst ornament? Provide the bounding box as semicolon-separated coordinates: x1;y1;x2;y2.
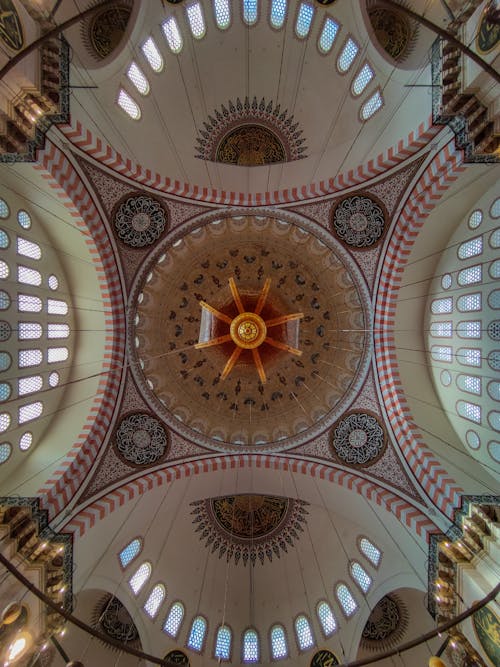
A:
195;278;303;383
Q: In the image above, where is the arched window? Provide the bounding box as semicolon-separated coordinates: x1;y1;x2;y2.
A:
352;63;374;96
360;90;383;121
144;583;166;618
187;615;207;652
458;265;482;286
117;89;141;120
186;2;206;39
456;374;481;395
270;0;287;29
431;297;453;314
337;37;359;73
317;600;337;637
350;561;372;593
458;236;482;260
430;321;452;338
457;320;481;338
431;346;452;363
294;615;314;651
243;0;258;25
295;2;314;38
128;562;152;595
318;16;339;54
270;624;288;659
163;601;184;637
214;0;231;29
335;583;358;617
457;292;482;312
162;16;184;53
119;538;142;568
127;62;150;95
141;37;164;72
359;537;381;567
242;628;260;662
214;624;232;660
457;400;481;424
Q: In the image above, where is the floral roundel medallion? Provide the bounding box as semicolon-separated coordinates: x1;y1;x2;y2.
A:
113;194;168;248
115;413;169;466
331;412;386;466
128;211;373;452
331;194;386;248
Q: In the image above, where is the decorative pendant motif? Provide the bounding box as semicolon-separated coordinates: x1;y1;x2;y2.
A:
195;97;307;165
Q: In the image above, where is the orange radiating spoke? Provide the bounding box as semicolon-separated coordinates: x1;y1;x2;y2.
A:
229;277;245;314
265;312;304;328
254;278;271;315
221;346;242;380
265;337;302;356
194;334;232;349
199;301;233;325
252;348;267;384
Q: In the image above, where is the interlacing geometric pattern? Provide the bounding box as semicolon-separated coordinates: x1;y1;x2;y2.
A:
331;413;386;466
92;594;140;647
115;413;169;466
360;594;409;651
331;195;386;248
113;194;168;248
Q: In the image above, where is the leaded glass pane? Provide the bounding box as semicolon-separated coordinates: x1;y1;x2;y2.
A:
18;322;42;340
317;601;337;636
352;63;374;96
295;615;314;650
118;89;141;120
458;236;482;260
338;38;359;73
187;2;206;38
468;210;483;229
162;16;183;53
295;2;314;38
457;265;482;286
243;0;258;25
187;616;207;652
18;349;42;368
457;320;481;339
0;412;10;432
129;562;151;594
142;37;164;72
456;347;481;367
17;237;40;259
270;625;288;659
488;381;500;401
431;298;452;314
18;265;41;286
18;375;43;396
144;584;165;618
0;260;8;279
336;584;358;617
215;625;231;660
430;321;452;337
47;347;68;363
361;90;383;120
318;17;339;53
127;62;149;95
457;374;481;395
163;602;184;637
17;211;31;229
18;294;42;312
47;299;68;315
456;400;481;424
489;289;500;309
47;323;70;339
119;538;142;568
0;442;11;462
19;432;32;450
270;0;287;29
350;561;372;593
214;0;231;29
0;200;9;218
0;229;9;248
359;537;381;566
490;228;500;248
431;346;452;363
18;401;42;424
242;629;259;662
457;293;481;312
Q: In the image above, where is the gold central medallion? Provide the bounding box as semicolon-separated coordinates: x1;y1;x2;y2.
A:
195;277;303;383
230;312;267;349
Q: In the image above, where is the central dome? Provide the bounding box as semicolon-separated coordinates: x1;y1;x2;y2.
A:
129;212;372;451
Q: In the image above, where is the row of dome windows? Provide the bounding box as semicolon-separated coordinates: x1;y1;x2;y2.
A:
429;200;499;466
117;536;381;659
0;199;70;465
117;0;383;123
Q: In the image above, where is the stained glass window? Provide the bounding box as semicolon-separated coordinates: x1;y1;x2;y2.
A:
431;297;453;314
0;199;9;218
457;375;481;395
47;324;70;339
270;624;288;659
457;293;481;312
456;347;481;367
335;583;358;617
270;0;287;29
19;295;42;313
144;584;166;618
47;299;68;315
337;37;359;73
457;401;481;424
359;537;381;566
187;616;207;652
163;602;184;637
242;628;259;662
215;625;232;660
17;211;31;230
0;261;8;279
243;0;258;25
18;266;41;286
350;561;372;593
18;375;43;396
295;615;314;650
129;562;151;594
430;321;452;337
295;2;314;38
162;17;183;53
0;442;11;462
19;432;32;450
468;210;483;229
457;320;481;338
458;265;482;286
47;347;69;363
490;228;500;248
431;346;452;363
361;90;383;120
317;601;337;636
18;349;42;368
18;401;43;424
318;17;339;53
458;236;482;260
18;322;42;339
119;538;142;568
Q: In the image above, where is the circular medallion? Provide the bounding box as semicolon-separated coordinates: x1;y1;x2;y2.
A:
361;595;408;650
94;595;139;644
311;650;339;667
367;5;413;61
129;211;372;452
0;320;11;341
113;194;168;248
115;413;169;465
89;4;131;59
164;650;190;666
331;195;386;248
331;412;385;466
